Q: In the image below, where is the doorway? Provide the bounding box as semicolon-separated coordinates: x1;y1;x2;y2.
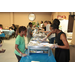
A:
67;15;74;45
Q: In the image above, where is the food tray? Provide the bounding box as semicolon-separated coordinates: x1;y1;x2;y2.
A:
28;41;53;47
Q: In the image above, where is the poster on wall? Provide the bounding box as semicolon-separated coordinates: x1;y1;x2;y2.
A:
57;15;66;20
59;19;68;33
57;15;68;33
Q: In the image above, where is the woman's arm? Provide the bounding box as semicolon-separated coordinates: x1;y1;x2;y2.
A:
43;31;50;33
42;31;53;41
47;31;53;38
58;34;69;49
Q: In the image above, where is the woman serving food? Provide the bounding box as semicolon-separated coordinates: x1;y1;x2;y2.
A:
42;19;70;62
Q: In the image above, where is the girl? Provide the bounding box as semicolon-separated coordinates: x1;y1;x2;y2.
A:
14;26;27;62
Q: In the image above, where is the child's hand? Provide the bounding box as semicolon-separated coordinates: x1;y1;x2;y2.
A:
20;52;27;57
50;44;58;48
25;48;28;50
42;36;47;42
22;54;27;57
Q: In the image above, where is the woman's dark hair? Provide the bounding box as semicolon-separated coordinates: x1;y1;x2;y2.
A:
51;24;59;29
41;21;43;23
19;26;27;33
9;27;13;30
44;21;48;24
51;19;60;29
0;24;2;27
12;24;16;27
53;19;60;26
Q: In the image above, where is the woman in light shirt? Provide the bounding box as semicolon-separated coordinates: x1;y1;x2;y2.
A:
42;21;55;44
40;21;43;27
39;21;43;29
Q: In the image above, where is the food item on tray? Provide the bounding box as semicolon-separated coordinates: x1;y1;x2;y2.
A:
43;45;46;46
37;41;40;43
28;41;54;47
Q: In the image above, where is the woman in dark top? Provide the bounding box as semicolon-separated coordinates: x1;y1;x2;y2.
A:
11;24;17;38
12;24;17;32
43;19;70;62
42;25;46;31
54;31;70;62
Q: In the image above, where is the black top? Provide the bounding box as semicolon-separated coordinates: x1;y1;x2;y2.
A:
55;31;70;62
9;26;17;31
13;26;17;31
43;27;46;31
55;31;66;46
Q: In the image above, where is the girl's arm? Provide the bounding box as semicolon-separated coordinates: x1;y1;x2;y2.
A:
15;44;27;56
15;44;22;53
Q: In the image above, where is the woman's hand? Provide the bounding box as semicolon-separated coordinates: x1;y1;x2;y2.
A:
42;36;47;42
50;44;58;48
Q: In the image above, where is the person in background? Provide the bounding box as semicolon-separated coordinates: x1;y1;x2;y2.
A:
9;27;13;30
42;21;55;43
43;21;50;33
15;28;19;38
0;29;2;34
12;24;17;32
42;19;70;62
0;49;5;53
48;21;55;44
48;21;52;25
11;24;17;38
0;24;3;34
32;25;36;30
42;25;46;31
40;21;43;28
14;26;27;62
0;39;6;53
0;24;3;29
27;22;32;43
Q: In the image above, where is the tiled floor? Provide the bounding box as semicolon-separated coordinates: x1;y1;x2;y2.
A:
0;38;17;62
0;37;28;62
0;37;75;62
